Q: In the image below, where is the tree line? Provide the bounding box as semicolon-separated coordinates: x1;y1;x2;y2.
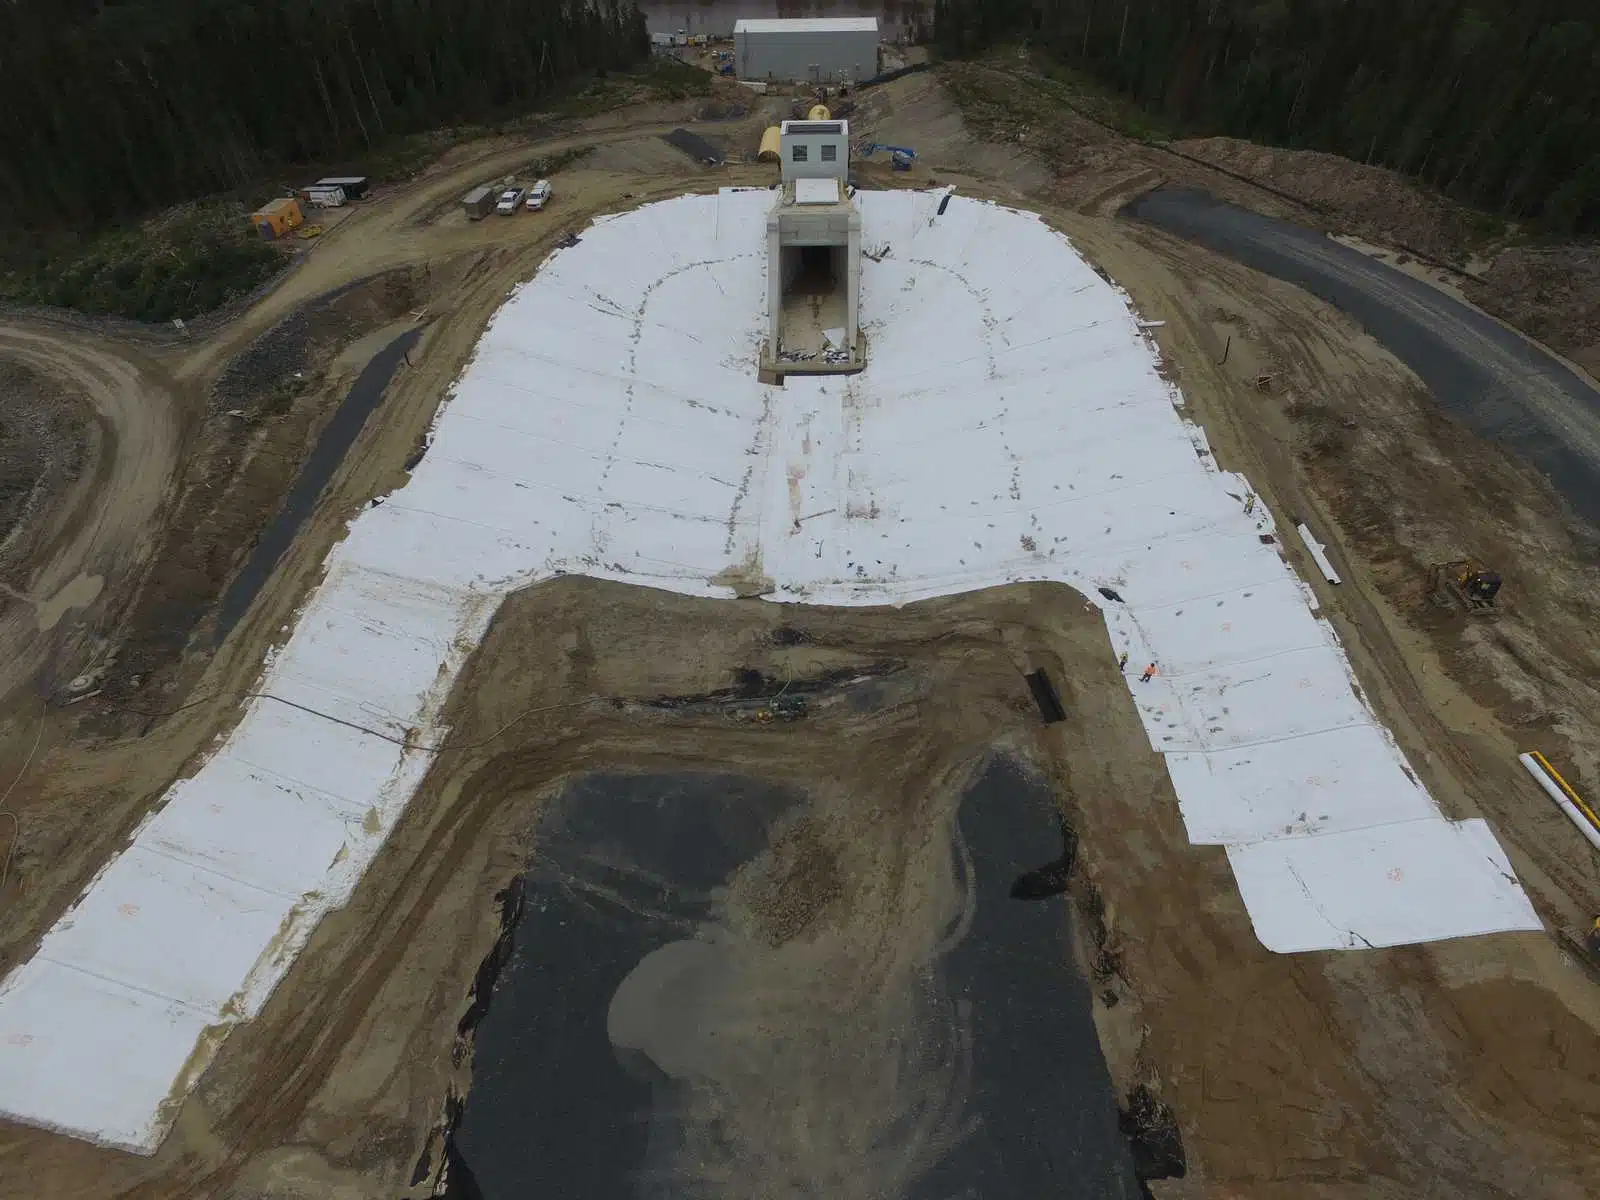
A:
0;0;648;230
933;0;1600;234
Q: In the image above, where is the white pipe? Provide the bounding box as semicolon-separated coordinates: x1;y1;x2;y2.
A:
1520;752;1600;851
1296;522;1342;585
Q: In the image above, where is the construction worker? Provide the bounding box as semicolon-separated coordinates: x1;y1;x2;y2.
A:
1139;663;1158;683
1117;651;1129;673
1586;916;1600;959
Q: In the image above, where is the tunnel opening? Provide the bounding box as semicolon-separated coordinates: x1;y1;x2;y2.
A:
778;242;848;357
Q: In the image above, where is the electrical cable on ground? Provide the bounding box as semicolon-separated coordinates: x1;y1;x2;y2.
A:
117;683;604;756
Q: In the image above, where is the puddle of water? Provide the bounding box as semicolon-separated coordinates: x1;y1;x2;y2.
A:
212;325;422;645
36;572;104;632
454;759;1141;1198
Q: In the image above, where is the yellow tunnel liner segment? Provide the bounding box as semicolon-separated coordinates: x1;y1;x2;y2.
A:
759;126;782;163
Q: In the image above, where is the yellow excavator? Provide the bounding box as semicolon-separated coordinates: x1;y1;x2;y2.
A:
1427;559;1502;615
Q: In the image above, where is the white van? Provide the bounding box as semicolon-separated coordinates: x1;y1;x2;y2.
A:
525;180;553;211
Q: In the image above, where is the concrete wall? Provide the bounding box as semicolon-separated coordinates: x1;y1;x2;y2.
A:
735;28;879;83
780;122;849;183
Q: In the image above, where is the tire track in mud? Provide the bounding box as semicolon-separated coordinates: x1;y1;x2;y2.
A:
0;327;181;702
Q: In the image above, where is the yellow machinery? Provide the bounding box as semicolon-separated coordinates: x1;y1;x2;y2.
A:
758;126;781;163
1427;559;1501;614
808;103;831;121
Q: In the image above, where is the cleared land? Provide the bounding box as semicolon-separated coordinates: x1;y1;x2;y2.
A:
0;65;1596;1199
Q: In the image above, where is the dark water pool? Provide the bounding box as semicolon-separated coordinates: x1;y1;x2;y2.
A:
453;758;1143;1197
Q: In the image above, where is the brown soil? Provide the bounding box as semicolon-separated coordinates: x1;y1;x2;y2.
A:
0;358;88;577
1464;245;1600;378
1;67;1599;1200
96;267;427;710
0;327;180;708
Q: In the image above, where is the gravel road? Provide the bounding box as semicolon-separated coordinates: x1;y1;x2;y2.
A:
1127;186;1600;526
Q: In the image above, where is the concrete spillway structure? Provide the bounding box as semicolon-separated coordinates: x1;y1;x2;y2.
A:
765;118;862;371
0;188;1541;1156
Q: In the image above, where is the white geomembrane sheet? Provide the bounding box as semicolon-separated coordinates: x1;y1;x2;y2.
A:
0;189;1540;1153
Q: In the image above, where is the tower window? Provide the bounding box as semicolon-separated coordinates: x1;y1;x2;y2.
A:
792;145;809;162
821;144;837;162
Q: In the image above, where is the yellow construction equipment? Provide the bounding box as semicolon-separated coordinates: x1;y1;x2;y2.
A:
758;126;781;163
1427;559;1501;615
808;103;831;121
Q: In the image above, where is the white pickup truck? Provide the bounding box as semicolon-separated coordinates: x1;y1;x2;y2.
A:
495;186;526;215
525;179;553;211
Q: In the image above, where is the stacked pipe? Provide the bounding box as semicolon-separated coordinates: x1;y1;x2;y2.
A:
1520;751;1600;851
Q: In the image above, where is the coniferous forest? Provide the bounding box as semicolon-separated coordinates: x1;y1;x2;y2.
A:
0;0;649;231
934;0;1600;234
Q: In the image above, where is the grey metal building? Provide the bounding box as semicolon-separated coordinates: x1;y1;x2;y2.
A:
734;17;880;85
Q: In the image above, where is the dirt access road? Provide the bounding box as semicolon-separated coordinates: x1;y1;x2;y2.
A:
0;327;179;702
1;66;1598;1199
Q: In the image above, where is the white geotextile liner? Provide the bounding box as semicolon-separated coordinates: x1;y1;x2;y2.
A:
0;189;1540;1153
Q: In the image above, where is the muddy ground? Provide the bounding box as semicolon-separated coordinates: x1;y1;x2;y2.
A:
0;359;87;579
0;65;1598;1199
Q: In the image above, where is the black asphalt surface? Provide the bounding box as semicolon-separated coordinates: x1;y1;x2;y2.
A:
1125;187;1600;527
212;325;421;644
454;762;1140;1198
660;129;725;166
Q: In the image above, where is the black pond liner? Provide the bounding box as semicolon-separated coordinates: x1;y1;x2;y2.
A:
660;128;725;166
211;325;423;644
448;760;1153;1198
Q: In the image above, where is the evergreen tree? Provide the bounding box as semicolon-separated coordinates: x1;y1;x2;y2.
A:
934;0;1600;233
0;0;650;229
